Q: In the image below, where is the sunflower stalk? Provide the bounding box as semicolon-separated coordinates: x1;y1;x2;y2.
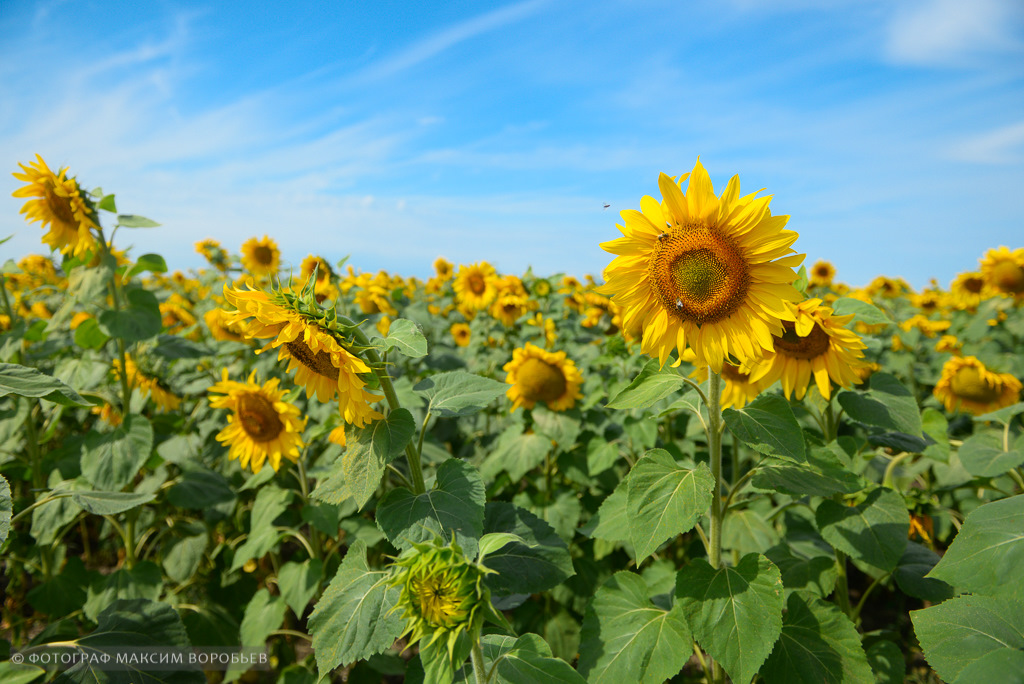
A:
470;639;489;684
706;370;726;684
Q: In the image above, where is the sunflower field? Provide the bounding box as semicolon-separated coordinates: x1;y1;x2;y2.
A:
2;155;1024;684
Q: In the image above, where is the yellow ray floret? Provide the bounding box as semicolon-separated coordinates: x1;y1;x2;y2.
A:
12;155;99;258
599;159;804;372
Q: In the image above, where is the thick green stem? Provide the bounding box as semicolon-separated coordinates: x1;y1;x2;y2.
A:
470;639;488;684
707;371;724;570
834;548;853;618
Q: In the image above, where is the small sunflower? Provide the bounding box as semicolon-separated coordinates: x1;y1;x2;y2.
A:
114;356;181;412
12;155;99;258
454;262;499;313
599;159;804;372
240;236;281;278
223;278;384;428
450;323;471;347
935;335;961;355
433;257;454;280
300;255;334;283
933;356;1022;416
865;276;911;299
161;294;197;334
980;246;1024;298
950;271;990;311
490;293;531;327
503;343;583;412
208;370;307;473
750;298;869;401
808;260;836;288
899;314;951;338
195;238;229;271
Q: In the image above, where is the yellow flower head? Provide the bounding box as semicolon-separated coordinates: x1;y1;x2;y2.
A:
933;356;1022;416
300;255;334;284
950;271;990;311
980;246;1024;298
196;238;229;271
222;277;384;429
450;322;471;347
114;355;181;412
490;293;531;327
808;260;836;287
240;236;280;278
12;155;99;258
204;307;249;342
160;294;197;334
207;370;307;473
899;314;951;338
503;343;583;412
433;257;454;280
935;335;961;355
454;262;499;313
599;159;804;372
749;298;869;401
866;276;911;299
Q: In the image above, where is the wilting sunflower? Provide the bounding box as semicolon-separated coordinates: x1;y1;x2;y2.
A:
454;262;499;313
600;159;804;372
750;298;869;401
207;370;306;473
504;343;583;412
12;155;99;258
933;356;1022;416
980;246;1024;298
808;260;836;288
114;356;181;412
223;277;383;428
450;322;471;347
240;236;281;278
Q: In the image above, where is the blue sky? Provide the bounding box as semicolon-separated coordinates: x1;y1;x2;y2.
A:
2;0;1023;288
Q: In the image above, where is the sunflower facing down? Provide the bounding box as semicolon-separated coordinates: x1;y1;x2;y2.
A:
208;370;306;473
223;278;384;428
750;298;869;401
504;343;583;412
12;155;99;258
240;236;281;279
933;356;1022;416
599;159;804;372
980;246;1024;298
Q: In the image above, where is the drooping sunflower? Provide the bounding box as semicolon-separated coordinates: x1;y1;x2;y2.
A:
599;159;804;372
750;298;869;401
113;355;181;412
453;262;499;313
450;322;471;347
980;246;1024;298
195;238;229;271
808;260;836;288
503;343;583;412
207;370;306;473
12;155;99;258
933;356;1022;416
223;277;384;428
240;236;281;278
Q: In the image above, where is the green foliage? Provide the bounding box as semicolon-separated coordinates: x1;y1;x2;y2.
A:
0;362;90;406
723;393;806;461
816;486;910;572
605;358;688;409
626;449;713;560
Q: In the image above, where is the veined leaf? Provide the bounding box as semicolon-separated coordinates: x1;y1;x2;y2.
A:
626;449;713;560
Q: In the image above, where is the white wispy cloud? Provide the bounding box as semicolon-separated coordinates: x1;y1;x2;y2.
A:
947;120;1024;164
885;0;1024;66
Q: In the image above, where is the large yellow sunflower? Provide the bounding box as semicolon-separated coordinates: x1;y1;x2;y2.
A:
223;278;384;428
503;343;583;412
208;370;306;473
980;246;1024;298
240;236;281;278
12;155;99;258
453;262;499;313
933;356;1022;416
750;298;868;401
599;159;804;372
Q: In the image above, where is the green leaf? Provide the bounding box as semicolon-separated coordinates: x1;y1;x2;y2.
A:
307;540;404;673
311;429;385;510
912;594;1024;683
0;362;90;406
837;373;921;436
952;649;1024;684
815;486;909;572
73;318;110;349
0;662;46;683
369;409;416;462
278;559;323;618
414;371;508;418
481;502;574;596
162;524;208;584
494;640;587;684
675;553;785;684
532;405;581;452
125;253;168;279
760;592;874;684
586;480;630;544
98;288;163;343
240;587;287;647
831;297;892;325
57;598;204;683
83;562;162;622
376;459;486;558
380;318;428;357
974;401;1024;424
98;193;116;212
764;544;837;599
927;494;1024;601
0;474;11;545
723;393;806;462
117;213;161;228
893;541;954;602
626;449;713;560
71;490;155;515
167;468;236;508
921;407;950;463
866;639;905;684
80;415;154;491
585;436;619;476
30;479;85;545
482;426;550;482
231;486;292;571
151;334;212;359
477;532;529;560
578;572;691;684
958;430;1024;477
605;359;687;409
751;446;862;497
